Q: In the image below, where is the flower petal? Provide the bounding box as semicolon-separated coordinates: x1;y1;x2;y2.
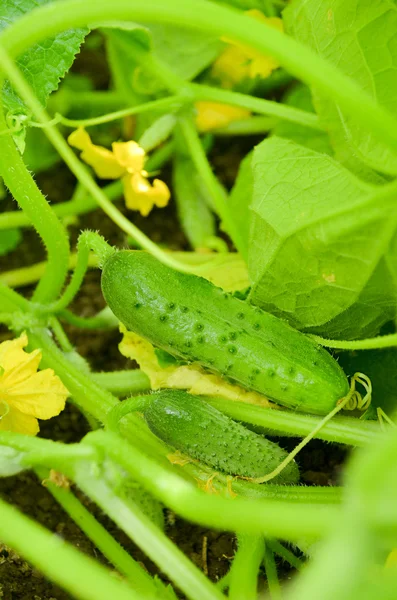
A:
123;173;170;216
7;369;69;420
0;333;30;373
195;101;251;132
212;12;283;86
68;128;125;179
0;405;39;435
112;141;146;173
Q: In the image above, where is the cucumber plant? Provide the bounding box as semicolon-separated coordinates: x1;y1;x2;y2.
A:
1;0;397;599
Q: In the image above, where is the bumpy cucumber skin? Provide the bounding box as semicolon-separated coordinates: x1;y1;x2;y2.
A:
144;390;299;485
101;251;349;415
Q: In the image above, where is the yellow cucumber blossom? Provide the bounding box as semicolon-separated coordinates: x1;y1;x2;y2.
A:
0;333;68;435
212;11;284;88
195;101;251;132
68;128;170;217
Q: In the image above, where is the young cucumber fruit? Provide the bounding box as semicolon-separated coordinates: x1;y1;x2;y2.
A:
101;251;349;414
143;390;299;485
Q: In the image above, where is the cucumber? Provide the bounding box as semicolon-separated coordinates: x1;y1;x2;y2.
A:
101;251;349;414
143;390;299;484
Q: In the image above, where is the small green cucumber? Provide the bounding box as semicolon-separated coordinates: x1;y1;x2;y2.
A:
101;251;349;414
143;390;299;485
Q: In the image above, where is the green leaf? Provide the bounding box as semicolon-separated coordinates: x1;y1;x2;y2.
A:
284;0;397;176
272;84;332;155
247;136;397;339
0;0;88;115
0;228;22;256
172;152;216;249
228;151;253;260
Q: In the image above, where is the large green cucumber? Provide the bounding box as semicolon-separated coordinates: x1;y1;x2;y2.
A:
143;390;299;484
101;251;349;414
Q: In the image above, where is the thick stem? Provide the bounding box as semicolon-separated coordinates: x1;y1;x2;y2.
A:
206;398;381;447
0;111;69;303
228;535;264;600
28;328;118;419
91;370;151;396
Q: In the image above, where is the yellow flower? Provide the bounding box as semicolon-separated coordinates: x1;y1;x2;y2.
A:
212;11;284;88
68;128;170;217
0;333;68;435
195;101;251;132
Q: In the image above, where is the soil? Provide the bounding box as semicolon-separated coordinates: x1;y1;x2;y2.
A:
0;36;347;600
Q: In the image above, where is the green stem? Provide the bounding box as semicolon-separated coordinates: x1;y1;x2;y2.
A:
310;332;397;351
59;307;119;330
0;497;142;600
57;94;183;128
266;539;304;571
228;535;264;600
1;430;339;539
34;467;156;596
0;282;31;311
86;430;338;540
193;84;322;130
75;462;223;600
177;115;242;246
40;232;114;314
206;398;381;447
212;115;277;136
263;540;282;600
49;317;74;352
3;1;397;154
92;370;151;396
28;328;118;419
0;110;69;303
107;395;153;431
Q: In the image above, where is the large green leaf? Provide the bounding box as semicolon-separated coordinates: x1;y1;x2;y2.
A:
0;0;87;115
284;0;397;176
247;137;397;338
